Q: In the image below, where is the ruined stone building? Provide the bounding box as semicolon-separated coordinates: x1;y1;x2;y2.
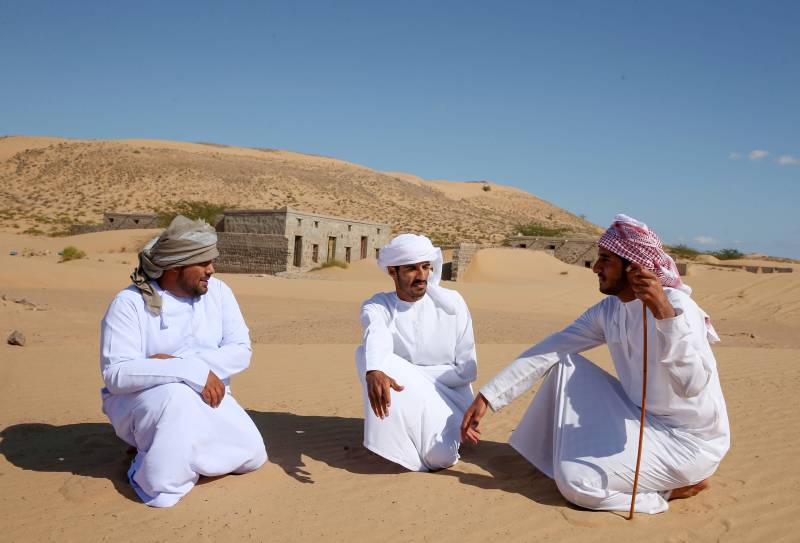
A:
214;207;391;274
506;235;599;268
103;212;160;230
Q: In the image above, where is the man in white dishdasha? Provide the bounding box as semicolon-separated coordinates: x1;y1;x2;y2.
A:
356;234;478;471
462;214;730;514
100;215;267;507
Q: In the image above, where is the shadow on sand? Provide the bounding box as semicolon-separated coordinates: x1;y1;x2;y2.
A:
0;422;139;502
1;412;563;507
247;410;564;507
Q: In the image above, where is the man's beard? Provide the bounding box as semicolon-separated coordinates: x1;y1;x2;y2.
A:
599;276;627;296
178;272;209;297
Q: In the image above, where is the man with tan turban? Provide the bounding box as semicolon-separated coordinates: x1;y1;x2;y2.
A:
100;216;267;507
462;214;730;514
356;234;478;471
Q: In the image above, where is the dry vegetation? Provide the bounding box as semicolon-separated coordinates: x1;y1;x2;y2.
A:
0;136;601;242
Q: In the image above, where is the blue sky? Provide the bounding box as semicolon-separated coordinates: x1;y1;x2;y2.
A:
2;1;798;257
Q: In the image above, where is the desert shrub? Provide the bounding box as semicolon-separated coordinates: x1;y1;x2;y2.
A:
60;246;86;262
155;200;229;227
665;244;701;260
482;184;491;192
319;259;348;269
514;223;568;237
710;248;744;260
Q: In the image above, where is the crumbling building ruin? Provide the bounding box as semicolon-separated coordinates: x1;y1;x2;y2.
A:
214;207;391;274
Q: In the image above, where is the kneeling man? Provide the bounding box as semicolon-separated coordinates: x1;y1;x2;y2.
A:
100;216;267;507
462;215;730;514
356;234;478;471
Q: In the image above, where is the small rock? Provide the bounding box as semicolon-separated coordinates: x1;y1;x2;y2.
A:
7;330;26;346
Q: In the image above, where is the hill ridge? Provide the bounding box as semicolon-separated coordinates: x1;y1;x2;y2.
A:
0;135;601;242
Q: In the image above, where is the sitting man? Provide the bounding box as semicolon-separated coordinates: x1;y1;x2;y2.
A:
462;214;730;514
100;215;267;507
356;234;478;471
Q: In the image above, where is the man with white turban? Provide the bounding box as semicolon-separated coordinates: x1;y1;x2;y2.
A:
356;234;478;471
462;214;730;514
100;215;267;507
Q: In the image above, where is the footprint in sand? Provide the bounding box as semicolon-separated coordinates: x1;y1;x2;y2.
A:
558;507;605;528
58;475;93;503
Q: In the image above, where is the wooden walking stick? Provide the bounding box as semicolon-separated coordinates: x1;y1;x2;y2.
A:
628;304;648;520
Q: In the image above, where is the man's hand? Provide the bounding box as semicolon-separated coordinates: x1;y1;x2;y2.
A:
461;393;489;445
149;353;176;359
626;263;676;320
365;370;404;419
201;370;225;408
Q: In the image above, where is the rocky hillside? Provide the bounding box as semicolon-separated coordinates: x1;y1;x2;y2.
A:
0;136;601;243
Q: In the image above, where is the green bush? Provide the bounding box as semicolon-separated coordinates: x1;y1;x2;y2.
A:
665;244;701;260
482;184;491;192
155;200;229;227
710;248;744;260
60;246;86;262
514;223;568;237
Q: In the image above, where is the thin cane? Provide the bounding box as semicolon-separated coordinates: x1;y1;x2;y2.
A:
628;304;648;520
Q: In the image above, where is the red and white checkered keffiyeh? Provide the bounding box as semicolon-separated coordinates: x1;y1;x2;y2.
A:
598;214;720;343
598;214;688;294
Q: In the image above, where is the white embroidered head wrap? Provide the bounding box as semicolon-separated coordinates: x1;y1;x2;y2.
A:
377;233;456;314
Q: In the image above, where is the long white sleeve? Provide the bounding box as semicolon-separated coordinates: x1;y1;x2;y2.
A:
360;302;394;373
193;282;252;380
654;298;712;399
100;296;210;394
480;304;606;411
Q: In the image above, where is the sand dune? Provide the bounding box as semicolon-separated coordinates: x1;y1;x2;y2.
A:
2;231;799;542
0;135;599;243
461;247;584;283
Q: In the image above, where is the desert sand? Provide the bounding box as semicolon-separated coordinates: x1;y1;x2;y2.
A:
1;230;799;543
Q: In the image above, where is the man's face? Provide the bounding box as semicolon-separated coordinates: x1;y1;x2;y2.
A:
389;262;431;302
176;260;215;297
592;248;629;296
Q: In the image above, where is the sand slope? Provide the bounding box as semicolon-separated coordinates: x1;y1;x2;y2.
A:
0;135;600;243
1;232;799;542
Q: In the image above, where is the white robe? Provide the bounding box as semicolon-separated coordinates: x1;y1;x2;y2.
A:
357;290;477;471
100;277;267;507
480;288;730;514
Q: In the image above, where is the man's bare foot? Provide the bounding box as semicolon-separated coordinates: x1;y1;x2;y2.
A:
669;478;710;500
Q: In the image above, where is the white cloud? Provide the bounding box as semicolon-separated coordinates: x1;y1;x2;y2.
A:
776;154;800;166
728;152;741;160
692;235;717;246
748;149;770;160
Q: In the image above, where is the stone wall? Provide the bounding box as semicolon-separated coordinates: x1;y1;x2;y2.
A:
104;213;160;230
451;243;479;281
221;210;286;234
506;235;598;268
700;263;793;274
220;207;390;272
214;232;289;274
283;209;391;271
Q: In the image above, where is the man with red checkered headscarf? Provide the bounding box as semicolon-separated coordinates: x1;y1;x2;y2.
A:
461;214;730;515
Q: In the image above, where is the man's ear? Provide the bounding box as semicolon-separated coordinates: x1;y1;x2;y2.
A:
388;266;398;279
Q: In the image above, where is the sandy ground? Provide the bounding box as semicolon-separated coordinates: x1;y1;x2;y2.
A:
1;231;798;542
